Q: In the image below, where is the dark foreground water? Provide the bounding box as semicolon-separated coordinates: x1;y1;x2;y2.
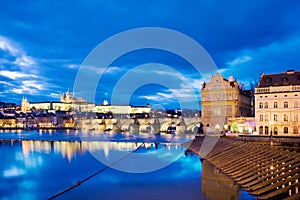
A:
0;130;254;200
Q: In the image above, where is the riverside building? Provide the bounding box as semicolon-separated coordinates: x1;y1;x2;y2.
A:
255;70;300;136
201;72;253;133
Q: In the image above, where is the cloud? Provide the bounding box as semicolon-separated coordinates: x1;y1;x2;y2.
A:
14;55;35;67
220;35;300;89
0;81;15;87
0;70;37;80
0;36;19;56
226;56;252;66
10;80;43;95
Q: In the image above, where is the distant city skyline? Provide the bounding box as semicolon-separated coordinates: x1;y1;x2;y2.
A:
0;1;300;109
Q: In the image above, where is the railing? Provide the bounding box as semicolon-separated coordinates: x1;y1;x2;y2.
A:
255;85;300;94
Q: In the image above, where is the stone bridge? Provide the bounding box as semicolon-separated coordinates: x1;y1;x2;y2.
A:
78;117;200;134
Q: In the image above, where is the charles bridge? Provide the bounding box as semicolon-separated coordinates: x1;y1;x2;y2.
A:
77;117;201;134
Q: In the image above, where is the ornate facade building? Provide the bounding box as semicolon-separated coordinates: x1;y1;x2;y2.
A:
201;72;253;133
255;70;300;136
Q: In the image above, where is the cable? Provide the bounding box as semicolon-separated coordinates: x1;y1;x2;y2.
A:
48;142;145;200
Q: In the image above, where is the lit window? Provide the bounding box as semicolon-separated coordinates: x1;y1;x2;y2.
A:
264;102;268;108
274;127;278;135
259;126;263;135
284;114;288;122
274;102;278;108
259;115;263;121
265;115;268;121
293;127;298;134
264;126;269;135
274;114;278;122
294;114;298;122
294;101;299;108
284;102;288;108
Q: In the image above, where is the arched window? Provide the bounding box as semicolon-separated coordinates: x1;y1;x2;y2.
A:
284;114;288;122
294;101;299;108
274;102;278;108
265;126;269;135
264;102;268;108
293;126;298;134
284;101;288;108
259;102;263;109
259;126;263;135
274;127;278;135
273;114;278;122
283;127;288;134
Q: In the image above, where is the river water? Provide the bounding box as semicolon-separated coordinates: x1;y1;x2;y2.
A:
0;130;254;200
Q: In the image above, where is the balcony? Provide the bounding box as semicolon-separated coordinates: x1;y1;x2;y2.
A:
255;85;300;94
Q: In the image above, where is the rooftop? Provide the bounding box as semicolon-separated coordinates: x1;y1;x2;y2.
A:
258;70;300;88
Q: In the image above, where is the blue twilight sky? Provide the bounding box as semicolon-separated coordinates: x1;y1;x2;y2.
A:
0;1;300;109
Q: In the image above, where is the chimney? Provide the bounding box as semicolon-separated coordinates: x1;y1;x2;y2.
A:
287;69;295;74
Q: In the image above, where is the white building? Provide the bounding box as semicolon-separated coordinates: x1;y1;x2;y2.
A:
255;70;300;136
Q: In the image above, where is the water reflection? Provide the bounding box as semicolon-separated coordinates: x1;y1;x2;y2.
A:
19;140;183;162
202;160;239;200
0;139;254;200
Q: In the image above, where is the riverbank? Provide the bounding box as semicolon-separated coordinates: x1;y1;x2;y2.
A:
185;136;300;200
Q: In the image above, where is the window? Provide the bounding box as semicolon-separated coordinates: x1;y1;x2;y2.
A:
265;77;272;83
259;102;263;109
265;126;269;135
259;115;264;121
274;102;278;108
294;114;298;122
259;126;263;135
274;127;278;135
264;102;268;108
284;114;288;122
265;115;268;121
293;126;298;134
284;101;288;108
283;127;288;134
295;101;299;108
282;77;288;84
274;114;278;122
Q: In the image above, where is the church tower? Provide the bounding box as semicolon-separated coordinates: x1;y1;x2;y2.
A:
21;97;30;112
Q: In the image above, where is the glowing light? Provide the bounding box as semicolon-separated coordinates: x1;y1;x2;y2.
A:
3;167;25;178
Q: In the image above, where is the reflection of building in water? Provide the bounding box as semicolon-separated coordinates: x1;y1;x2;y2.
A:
202;160;239;200
21;140;180;161
22;140;86;161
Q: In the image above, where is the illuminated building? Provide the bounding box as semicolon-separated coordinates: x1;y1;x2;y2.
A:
255;70;300;135
94;101;151;118
201;72;253;133
21;90;94;112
